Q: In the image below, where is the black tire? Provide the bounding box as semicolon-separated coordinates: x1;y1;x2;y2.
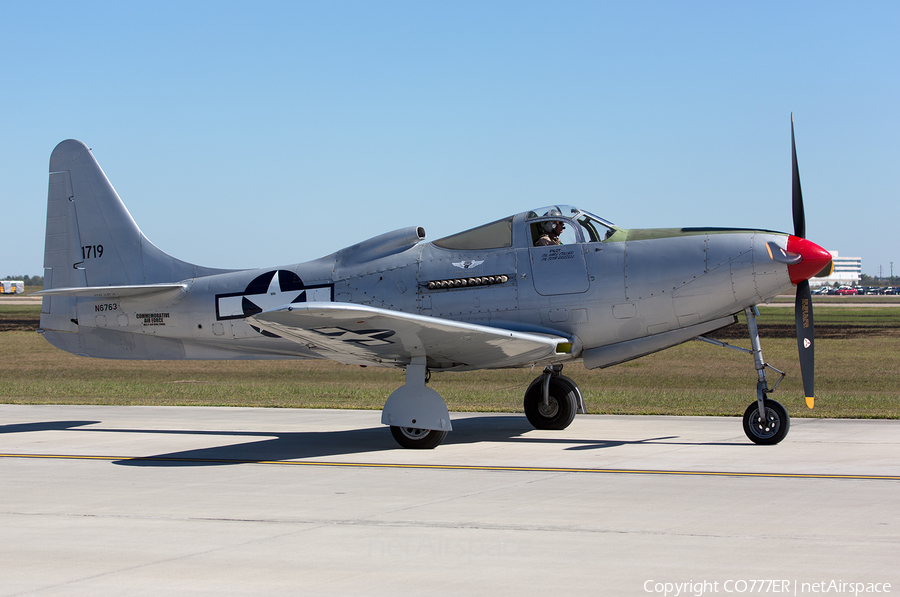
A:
523;375;577;430
742;399;790;445
553;374;584;413
390;426;448;449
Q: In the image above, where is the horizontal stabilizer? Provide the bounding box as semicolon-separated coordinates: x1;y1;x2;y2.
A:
248;302;572;370
36;283;187;299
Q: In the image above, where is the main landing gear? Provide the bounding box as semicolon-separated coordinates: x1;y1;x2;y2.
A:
523;365;586;430
382;356;451;449
381;359;587;449
699;307;791;445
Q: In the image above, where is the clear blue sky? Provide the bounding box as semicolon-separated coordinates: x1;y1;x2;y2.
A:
2;1;898;278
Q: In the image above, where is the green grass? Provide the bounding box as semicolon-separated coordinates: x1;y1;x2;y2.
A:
0;304;43;319
752;305;900;328
2;302;898;418
6;284;899;419
1;326;897;418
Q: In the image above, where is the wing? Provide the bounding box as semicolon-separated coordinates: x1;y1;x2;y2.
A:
247;302;573;370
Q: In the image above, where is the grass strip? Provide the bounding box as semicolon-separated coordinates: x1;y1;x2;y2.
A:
2;330;897;419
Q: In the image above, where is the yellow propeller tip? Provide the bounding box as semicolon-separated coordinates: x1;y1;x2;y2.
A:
805;397;815;409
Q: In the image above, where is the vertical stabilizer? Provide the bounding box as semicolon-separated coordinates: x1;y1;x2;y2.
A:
41;139;231;333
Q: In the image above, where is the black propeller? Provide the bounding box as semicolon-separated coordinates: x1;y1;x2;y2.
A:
791;115;816;409
792;115;806;240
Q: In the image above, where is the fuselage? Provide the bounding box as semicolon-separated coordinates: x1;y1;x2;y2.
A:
45;204;804;369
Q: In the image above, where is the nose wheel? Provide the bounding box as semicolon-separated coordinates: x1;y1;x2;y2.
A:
742;399;790;445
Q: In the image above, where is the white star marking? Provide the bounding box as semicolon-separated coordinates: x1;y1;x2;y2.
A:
243;272;306;312
217;271;307;318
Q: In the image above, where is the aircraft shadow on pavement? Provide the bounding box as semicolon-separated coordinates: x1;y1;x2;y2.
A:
0;420;100;434
108;415;536;466
1;418;746;466
99;415;740;466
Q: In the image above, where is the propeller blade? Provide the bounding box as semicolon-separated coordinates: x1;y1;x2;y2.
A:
795;279;815;408
792;115;815;408
791;114;806;239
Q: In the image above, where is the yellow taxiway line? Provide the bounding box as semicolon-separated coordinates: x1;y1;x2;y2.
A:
2;452;898;481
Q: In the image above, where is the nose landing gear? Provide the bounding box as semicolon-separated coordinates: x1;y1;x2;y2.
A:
699;307;791;445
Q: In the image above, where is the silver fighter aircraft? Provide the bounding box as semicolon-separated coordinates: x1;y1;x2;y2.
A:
38;120;833;448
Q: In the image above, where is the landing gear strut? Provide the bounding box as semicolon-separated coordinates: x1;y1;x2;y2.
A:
699;307;791;445
742;307;790;444
523;365;585;430
382;356;451;449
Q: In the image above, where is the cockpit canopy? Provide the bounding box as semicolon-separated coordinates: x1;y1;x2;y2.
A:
525;205;616;245
432;205;616;250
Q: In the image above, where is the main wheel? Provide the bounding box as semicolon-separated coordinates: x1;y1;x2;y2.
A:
742;399;790;445
553;374;584;414
390;426;448;449
523;375;577;430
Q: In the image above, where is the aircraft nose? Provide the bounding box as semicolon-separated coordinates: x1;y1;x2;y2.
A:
786;236;833;284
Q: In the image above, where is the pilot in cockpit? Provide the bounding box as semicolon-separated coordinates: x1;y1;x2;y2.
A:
535;220;565;246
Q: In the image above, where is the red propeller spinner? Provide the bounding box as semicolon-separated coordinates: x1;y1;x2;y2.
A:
786;236;833;285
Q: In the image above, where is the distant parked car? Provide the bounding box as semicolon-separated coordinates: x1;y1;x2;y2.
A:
836;287;858;295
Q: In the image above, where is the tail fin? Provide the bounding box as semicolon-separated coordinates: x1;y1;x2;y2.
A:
41;139;230;332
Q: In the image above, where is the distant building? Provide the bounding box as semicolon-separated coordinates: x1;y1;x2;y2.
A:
810;251;861;287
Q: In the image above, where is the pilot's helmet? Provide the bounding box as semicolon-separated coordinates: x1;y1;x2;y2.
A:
541;209;564;234
541;220;561;233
